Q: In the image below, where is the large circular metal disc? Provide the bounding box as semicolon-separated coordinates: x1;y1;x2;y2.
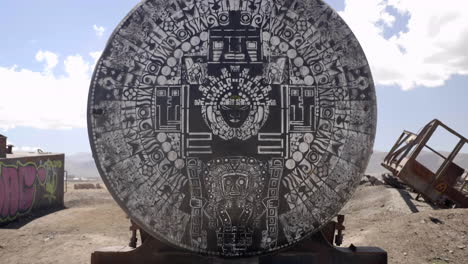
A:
88;0;376;257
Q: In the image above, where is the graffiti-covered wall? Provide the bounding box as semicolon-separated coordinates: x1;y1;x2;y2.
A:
0;154;64;224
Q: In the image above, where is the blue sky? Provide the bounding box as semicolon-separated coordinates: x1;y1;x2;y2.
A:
0;0;467;154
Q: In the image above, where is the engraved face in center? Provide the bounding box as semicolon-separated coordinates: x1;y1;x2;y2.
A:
220;95;251;128
222;173;249;197
199;67;271;141
194;11;272;141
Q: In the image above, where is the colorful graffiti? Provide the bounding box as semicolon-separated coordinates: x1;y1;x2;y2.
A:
0;156;64;223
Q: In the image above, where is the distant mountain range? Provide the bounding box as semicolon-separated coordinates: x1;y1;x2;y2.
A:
65;151;468;179
65;152;100;179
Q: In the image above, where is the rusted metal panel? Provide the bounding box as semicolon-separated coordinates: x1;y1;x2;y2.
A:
382;119;468;208
0;135;6;159
0;154;65;224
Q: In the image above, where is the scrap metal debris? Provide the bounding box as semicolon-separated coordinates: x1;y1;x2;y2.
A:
382;119;468;208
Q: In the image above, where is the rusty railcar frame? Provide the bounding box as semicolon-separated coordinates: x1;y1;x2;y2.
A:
382;119;468;208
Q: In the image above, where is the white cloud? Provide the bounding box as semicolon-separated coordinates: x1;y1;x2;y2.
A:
340;0;468;90
35;50;58;74
0;50;92;130
64;54;90;78
93;24;106;37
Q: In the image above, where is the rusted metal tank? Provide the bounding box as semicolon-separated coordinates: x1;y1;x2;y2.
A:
88;0;377;257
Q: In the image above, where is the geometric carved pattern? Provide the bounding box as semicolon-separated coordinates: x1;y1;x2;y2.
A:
88;0;377;257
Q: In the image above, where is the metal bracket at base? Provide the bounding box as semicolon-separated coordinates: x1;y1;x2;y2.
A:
91;219;387;264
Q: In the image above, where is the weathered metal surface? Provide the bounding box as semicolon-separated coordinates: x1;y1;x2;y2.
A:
88;0;376;256
91;217;387;264
0;134;6;159
0;154;65;224
382;119;468;208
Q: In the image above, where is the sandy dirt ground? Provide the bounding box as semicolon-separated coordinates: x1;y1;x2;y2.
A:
0;182;129;264
341;185;468;264
0;182;467;264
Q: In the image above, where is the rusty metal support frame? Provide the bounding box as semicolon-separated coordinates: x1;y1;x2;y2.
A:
91;215;387;264
382;119;468;207
382;130;418;174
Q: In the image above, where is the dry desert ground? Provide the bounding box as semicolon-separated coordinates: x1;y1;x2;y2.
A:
0;181;467;264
